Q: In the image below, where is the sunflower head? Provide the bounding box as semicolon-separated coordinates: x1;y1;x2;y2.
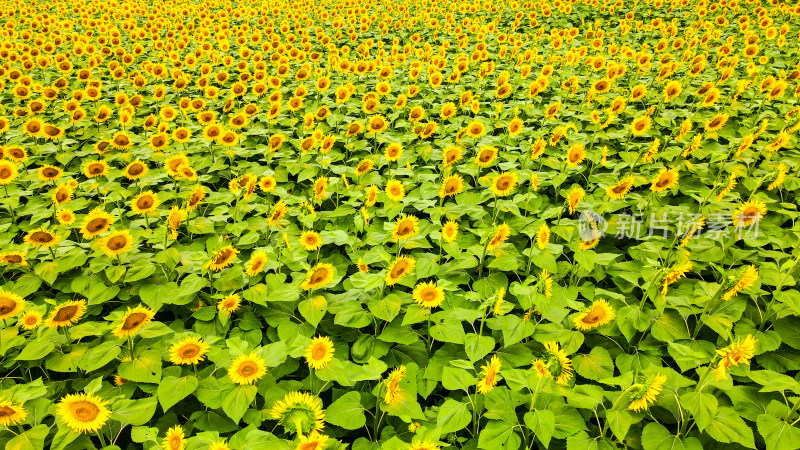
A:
305;336;335;370
270;391;325;435
56;393;111;434
228;352;267;385
112;305;155;338
169;337;210;365
0;290;25;321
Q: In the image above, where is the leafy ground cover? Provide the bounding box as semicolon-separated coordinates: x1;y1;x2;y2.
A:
1;0;800;449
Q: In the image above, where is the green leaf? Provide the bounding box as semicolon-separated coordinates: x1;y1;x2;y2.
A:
478;420;521;450
641;422;703;450
325;392;367;430
118;350;162;383
441;366;477;392
112;396;158;426
298;296;327;328
464;334;495;362
437;399;472;434
704;407;755;448
524;409;555;447
367;293;402;322
16;337;55;361
651;309;691;342
78;341;121;372
157;376;199;412
572;346;614;381
757;414;800;450
138;282;179;311
566;431;615;450
680;392;717;431
222;384;258;423
5;424;49;450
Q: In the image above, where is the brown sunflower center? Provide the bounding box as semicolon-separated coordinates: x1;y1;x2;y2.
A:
42;168;59;177
390;262;409;279
3;254;22;263
122;312;147;330
0;168;11;178
114;136;130;146
88;164;105;175
71;401;100;421
581;308;603;324
53;305;78;322
656;176;671;188
86;218;109;232
137;197;154;209
422;289;436;301
0;297;17;314
310;268;329;284
238;361;257;376
212;249;233;264
479;151;493;162
496;177;512;190
31;231;55;243
106;235;128;250
0;406;16;417
180;344;200;358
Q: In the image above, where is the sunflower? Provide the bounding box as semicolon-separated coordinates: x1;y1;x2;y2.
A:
0;251;28;266
475;146;498;167
714;335;758;380
246;250;268;276
300;231;323;251
19;310;42;330
490;172;518;197
508;117;524;137
732;200;767;228
97;230;134;257
0;400;27;426
408;440;441;450
81;209;114;239
218;293;241;315
305;336;335;370
296;430;329;450
383;365;406;405
313;177;328;201
574;299;615;330
270;391;325;435
630;115;652;136
705;113;728;134
722;265;759;301
301;263;336;291
663;81;682;102
23;117;43;137
24;228;61;248
628;374;667;412
111;305;155;338
487;223;511;251
208;441;230;450
607;176;635;200
412;281;445;309
465;120;486;138
391;214;419;241
54;208;75;226
565;144;586;168
0;160;18;185
367;114;388;133
476;355;502;394
37;165;63;182
186;185;206;211
442;146;462;167
228;352;267;385
541;341;573;385
83;160;109;178
167;206;187;239
51;183;73;206
259;175;277;193
439;174;464;198
268;201;288;226
384;143;403;162
441;220;459;243
206;245;239;272
0;290;25;320
385;256;416;286
650;168;679;192
131;191;159;215
56;393;111;434
111;131;133;150
354;159;373;177
162;425;185;450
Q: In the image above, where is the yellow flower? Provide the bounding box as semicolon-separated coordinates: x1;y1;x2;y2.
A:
566;187;585;214
45;300;87;328
439;174;464;198
412;281;445;309
0;160;18;185
722;265;759;300
441;220;459;244
650;168;679;192
391;214;419;241
246;250;268;276
490;172;518;197
0;290;25;320
270;391;325;435
475;146;498;167
228;352;267;385
661;261;693;295
487;223;511;251
169;337;210;365
167;206;188;239
300;231;323;251
97;230;135;257
628;374;667;412
56;393;111;434
112;305;155;338
218;293;242;315
81;208;114;239
536;223;550;250
131;191;160;215
296;431;330;450
382;254;417;285
606;176;635;200
56;209;76;226
301;263;336;291
385;179;405;202
384;143;403;162
714;335;758;380
573;299;615;330
206;245;239;271
630;115;652;136
565;144;586;168
541;341;573;385
383;366;406;405
0;400;27;426
23;228;61;248
305;336;335;370
19;310;42;330
409;440;441;450
162;425;185;450
732;200;767;228
476;355;502;394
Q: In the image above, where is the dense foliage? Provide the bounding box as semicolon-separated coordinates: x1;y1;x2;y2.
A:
1;0;800;449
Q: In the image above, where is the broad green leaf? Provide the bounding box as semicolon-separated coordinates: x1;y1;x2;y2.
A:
325;391;367;430
222;384;258;423
641;422;703;450
437;399;472;434
757;414;800;450
158;375;199;412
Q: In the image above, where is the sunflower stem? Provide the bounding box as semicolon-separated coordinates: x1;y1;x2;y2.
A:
96;431;107;448
127;336;135;359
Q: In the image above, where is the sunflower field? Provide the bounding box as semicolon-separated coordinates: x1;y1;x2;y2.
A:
1;0;800;448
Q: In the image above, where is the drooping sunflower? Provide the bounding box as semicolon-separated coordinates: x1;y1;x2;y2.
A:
0;290;25;320
722;265;759;301
19;310;42;330
300;231;323;252
412;281;445;309
490;172;518;197
541;341;574;386
705;113;729;134
186;185;206;211
206;245;239;272
97;230;135;257
169;337;210;365
0;400;27;426
385;256;416;286
476;355;502;394
714;335;758;380
268;201;288;226
383;365;406;405
628;374;667;412
391;215;419;241
385;180;405;202
270;391;325;435
487;223;511;251
24;228;61;248
439;174;464;198
228;352;267;385
167;206;187;239
574;299;616;330
607;176;635;200
732;200;767;228
81;208;114;239
0;251;28;266
354;159;374;177
56;393;111;434
301;263;336;291
162;425;185;450
112;305;155;338
441;220;459;243
650;168;679;192
305;336;335;370
208;441;230;450
246;250;268;276
313;177;328;201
